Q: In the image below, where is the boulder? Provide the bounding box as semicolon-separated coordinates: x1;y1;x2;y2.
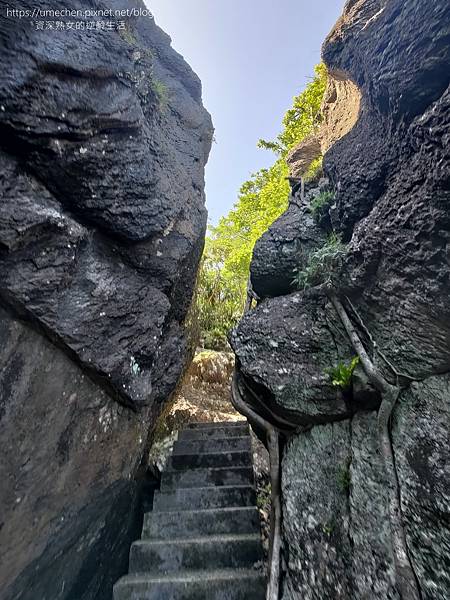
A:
250;196;326;299
286;70;361;179
323;0;450;237
230;293;355;426
0;1;212;598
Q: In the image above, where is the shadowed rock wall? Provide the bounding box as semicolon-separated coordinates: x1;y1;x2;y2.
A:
0;1;212;598
231;0;450;598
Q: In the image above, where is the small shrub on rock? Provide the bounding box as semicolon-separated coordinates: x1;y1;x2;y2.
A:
151;78;169;110
293;233;346;290
310;190;334;222
326;356;359;391
337;459;351;492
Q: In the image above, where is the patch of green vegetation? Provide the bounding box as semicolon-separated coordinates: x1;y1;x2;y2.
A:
292;233;346;290
196;241;247;350
264;63;328;153
256;482;271;510
337;459;352;493
310;190;335;222
326;356;359;391
322;521;334;537
119;25;138;46
151;78;169;110
305;155;324;182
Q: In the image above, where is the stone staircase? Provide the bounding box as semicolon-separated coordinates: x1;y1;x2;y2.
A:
113;421;266;600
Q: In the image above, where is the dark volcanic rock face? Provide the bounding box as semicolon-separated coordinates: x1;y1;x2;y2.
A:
323;0;450;238
231;0;450;598
0;0;212;409
0;307;147;600
231;292;354;425
0;1;212;598
250;185;327;300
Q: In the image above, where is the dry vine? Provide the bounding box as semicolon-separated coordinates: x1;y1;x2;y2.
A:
231;372;281;600
329;293;422;600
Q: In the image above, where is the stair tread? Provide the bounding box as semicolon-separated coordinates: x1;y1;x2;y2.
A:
116;568;264;583
186;421;247;428
168;450;252;470
153;484;256;511
134;532;260;546
155;484;255;499
163;465;253;474
161;475;254;491
145;505;258;517
167;450;252;464
142;505;260;539
179;426;249;440
169;449;252;457
175;435;251;442
172;435;251;455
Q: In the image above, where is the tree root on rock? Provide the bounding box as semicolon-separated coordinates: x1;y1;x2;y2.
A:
329;293;422;600
231;372;281;600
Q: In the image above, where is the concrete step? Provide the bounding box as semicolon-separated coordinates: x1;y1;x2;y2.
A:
178;424;249;440
161;466;254;491
112;418;265;599
172;436;251;455
113;569;266;600
185;421;247;429
142;506;261;540
153;485;256;512
128;534;263;574
169;450;252;470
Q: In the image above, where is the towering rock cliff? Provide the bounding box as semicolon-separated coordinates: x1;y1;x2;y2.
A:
231;0;450;598
0;1;212;598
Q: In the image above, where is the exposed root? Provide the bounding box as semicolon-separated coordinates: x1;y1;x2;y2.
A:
245;275;260;311
345;295;419;385
239;375;299;434
329;293;422;600
231;372;281;600
267;427;281;600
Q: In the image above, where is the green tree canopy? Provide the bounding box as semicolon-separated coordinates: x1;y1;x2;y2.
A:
197;64;328;349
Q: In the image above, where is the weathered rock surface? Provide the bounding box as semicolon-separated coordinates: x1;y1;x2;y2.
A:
286;69;361;179
282;413;399;599
323;0;450;238
0;307;147;600
392;376;450;598
0;1;211;598
232;0;450;598
319;72;361;156
250;184;327;299
231;293;355;426
286;135;321;179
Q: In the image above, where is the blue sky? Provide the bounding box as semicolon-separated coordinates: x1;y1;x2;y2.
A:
146;0;345;224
